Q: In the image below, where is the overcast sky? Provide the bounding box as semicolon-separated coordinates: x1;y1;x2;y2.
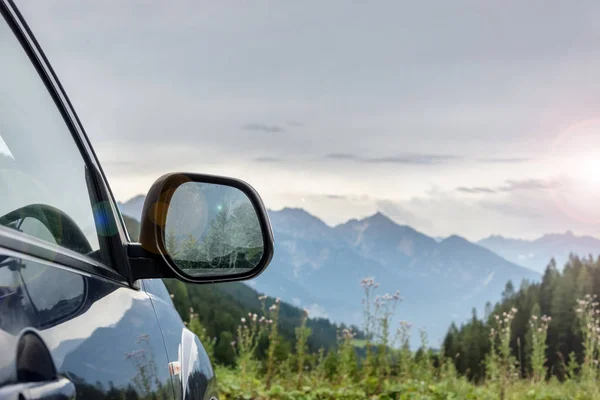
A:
15;0;600;240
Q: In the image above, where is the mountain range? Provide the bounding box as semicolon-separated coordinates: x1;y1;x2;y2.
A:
478;232;600;273
117;195;599;346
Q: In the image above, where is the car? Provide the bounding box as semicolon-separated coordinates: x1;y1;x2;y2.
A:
0;1;274;399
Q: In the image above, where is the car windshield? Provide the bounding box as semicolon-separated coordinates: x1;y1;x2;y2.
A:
18;1;600;398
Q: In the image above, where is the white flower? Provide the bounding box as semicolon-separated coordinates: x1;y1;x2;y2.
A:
241;318;246;323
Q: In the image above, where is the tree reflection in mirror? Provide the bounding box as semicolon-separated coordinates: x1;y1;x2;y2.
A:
164;182;264;277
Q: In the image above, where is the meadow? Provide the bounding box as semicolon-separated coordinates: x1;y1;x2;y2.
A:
183;270;600;400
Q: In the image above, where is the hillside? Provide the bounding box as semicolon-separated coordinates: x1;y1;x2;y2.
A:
444;255;600;381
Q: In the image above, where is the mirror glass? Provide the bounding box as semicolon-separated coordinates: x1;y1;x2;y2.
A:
164;182;264;277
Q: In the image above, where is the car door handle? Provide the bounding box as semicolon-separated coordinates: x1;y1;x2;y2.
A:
0;377;75;400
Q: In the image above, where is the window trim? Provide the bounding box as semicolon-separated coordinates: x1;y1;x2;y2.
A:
0;226;127;284
0;0;133;283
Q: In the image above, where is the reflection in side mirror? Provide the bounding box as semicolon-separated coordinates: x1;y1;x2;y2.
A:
165;182;264;277
135;173;274;283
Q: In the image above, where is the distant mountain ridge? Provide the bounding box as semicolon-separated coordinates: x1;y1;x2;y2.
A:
478;231;600;273
258;208;539;347
117;194;145;221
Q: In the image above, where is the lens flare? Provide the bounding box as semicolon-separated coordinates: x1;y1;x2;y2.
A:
549;119;600;224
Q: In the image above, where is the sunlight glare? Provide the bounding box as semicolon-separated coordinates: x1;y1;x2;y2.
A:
577;155;600;187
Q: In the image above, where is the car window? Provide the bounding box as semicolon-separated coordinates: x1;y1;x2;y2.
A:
18;258;85;327
0;14;109;264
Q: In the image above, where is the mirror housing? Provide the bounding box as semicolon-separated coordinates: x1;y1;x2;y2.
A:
127;173;274;284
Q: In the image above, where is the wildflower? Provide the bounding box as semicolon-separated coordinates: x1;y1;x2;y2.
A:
241;317;246;323
189;307;194;313
230;341;236;347
275;298;281;304
531;315;538;321
267;319;273;324
360;277;375;288
303;308;310;316
374;283;380;288
170;294;174;299
511;307;518;313
252;314;258;321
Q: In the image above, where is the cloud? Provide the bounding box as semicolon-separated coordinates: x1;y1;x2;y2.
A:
254;156;285;163
325;194;346;199
287;121;305;127
325;153;461;165
242;123;285;133
457;179;559;195
498;179;558;192
456;186;497;194
324;153;361;160
376;200;434;230
478;157;531;164
364;154;461;165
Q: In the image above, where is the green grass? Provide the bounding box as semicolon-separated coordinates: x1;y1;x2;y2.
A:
215;366;599;400
350;338;367;348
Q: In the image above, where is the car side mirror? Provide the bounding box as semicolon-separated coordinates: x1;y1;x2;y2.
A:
127;173;274;283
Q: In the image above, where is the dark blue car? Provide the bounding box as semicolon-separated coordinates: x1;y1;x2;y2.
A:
0;1;274;399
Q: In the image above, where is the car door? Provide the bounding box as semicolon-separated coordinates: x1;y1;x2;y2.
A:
0;3;174;399
143;279;218;400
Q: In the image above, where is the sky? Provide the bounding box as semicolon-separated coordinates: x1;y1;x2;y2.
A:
15;0;600;240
